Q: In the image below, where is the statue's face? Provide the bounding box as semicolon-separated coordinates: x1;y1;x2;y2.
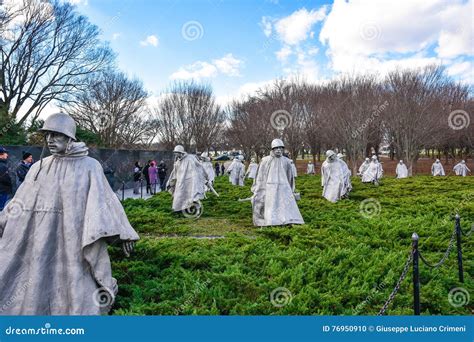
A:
46;132;69;154
174;152;184;161
273;147;283;157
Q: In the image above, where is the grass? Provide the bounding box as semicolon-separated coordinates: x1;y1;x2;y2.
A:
109;175;473;315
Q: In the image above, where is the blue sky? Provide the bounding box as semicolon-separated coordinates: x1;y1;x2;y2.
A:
69;0;472;104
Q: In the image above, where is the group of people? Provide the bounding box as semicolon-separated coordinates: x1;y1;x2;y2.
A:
133;160;168;195
0;148;34;211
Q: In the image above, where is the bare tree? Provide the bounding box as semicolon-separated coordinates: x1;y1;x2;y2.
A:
150;81;225;152
226;96;273;160
383;65;455;175
60;70;156;148
0;0;113;128
303;83;330;164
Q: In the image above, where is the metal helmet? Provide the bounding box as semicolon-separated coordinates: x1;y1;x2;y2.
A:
238;155;244;161
326;150;336;158
39;113;77;140
201;152;209;158
371;155;378;160
365;157;370;162
173;145;185;154
337;153;344;159
271;138;284;149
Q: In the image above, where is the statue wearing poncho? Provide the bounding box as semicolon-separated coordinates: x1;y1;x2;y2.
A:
227;156;245;186
396;160;408;178
358;158;370;176
200;152;215;184
362;156;383;183
167;145;208;212
453;160;471;177
245;158;258;179
0;113;139;315
337;153;352;197
431;159;445;176
321;150;345;203
251;139;304;227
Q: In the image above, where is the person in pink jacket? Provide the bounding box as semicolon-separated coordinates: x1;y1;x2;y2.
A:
148;161;158;194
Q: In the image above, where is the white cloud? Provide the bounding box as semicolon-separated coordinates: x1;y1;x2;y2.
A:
237;80;274;97
170;61;217;80
260;16;273;38
213;54;243;77
67;0;88;5
214;80;275;107
319;0;473;77
112;33;121;40
170;54;243;80
261;8;326;82
274;7;327;45
276;46;292;62
446;60;473;84
140;35;159;47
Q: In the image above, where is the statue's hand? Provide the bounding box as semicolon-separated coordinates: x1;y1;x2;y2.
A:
122;240;135;257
